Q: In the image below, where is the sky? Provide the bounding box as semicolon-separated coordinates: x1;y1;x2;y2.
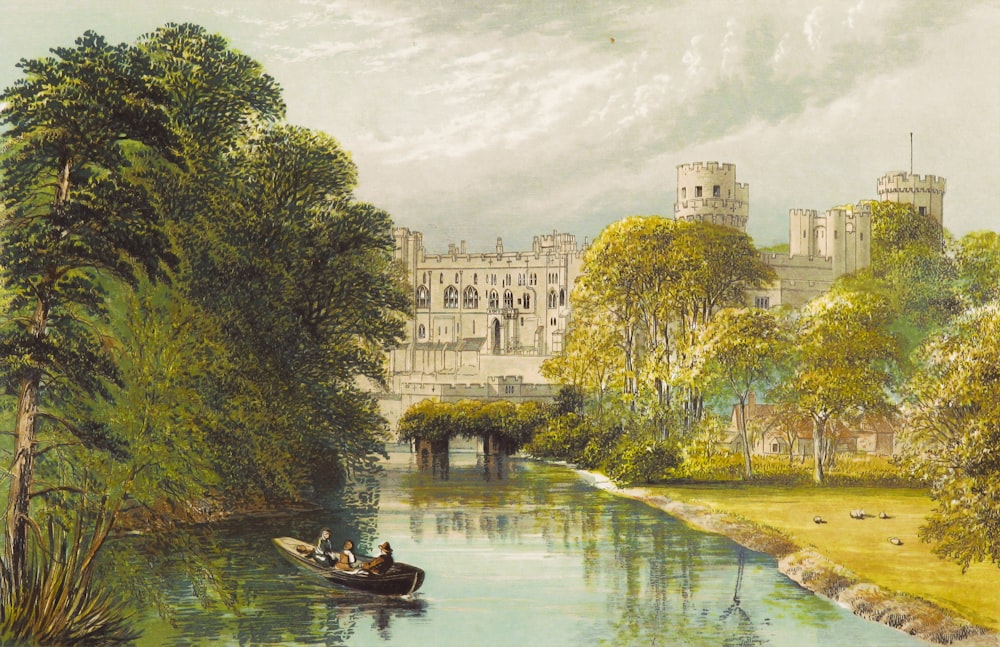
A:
0;0;997;252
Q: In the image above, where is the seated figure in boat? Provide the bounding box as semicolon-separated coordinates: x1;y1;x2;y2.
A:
360;541;394;575
313;528;336;565
335;539;358;570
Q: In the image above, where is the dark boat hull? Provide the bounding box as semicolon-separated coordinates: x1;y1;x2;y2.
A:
273;537;425;596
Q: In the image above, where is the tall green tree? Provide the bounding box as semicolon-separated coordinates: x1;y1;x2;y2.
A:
858;200;959;351
0;31;178;586
775;287;899;484
667;224;776;424
683;307;784;479
954;230;1000;308
188;123;409;496
899;302;1000;571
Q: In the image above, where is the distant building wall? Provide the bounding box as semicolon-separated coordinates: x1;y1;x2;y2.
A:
383;229;585;434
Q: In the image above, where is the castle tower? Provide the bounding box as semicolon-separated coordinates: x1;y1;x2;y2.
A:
828;202;872;277
675;162;749;231
876;171;946;226
789;209;821;258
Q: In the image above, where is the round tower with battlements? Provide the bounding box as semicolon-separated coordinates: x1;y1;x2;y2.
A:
675;162;749;231
876;171;946;226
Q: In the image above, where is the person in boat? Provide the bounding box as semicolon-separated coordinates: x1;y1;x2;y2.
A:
360;541;394;575
313;528;337;565
334;539;358;570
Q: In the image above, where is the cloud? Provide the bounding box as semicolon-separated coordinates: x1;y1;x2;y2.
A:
682;35;703;77
803;6;824;50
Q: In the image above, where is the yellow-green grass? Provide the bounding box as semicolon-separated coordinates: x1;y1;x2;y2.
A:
648;484;1000;632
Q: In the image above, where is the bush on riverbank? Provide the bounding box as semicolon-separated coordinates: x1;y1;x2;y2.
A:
671;453;919;487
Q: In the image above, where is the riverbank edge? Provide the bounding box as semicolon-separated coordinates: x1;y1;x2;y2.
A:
571;468;997;646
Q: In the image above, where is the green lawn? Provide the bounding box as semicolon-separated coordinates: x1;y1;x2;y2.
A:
647;483;1000;632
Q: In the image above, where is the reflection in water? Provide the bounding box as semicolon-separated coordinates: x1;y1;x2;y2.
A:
128;448;926;647
417;447;450;479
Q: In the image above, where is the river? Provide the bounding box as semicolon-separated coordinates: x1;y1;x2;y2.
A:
132;447;928;646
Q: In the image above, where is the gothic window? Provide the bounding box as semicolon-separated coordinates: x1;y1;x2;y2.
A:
559;288;565;306
415;285;430;308
463;286;479;308
503;290;514;308
548;290;557;308
444;285;459;308
417;324;426;339
439;273;444;284
523;293;531;309
489;290;499;309
473;273;478;284
455;273;459;283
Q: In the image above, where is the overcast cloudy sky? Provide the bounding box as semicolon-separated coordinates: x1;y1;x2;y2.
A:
1;0;997;251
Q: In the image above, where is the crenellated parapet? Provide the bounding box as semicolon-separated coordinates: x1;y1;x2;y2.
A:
674;161;749;231
877;172;947;195
877;171;946;225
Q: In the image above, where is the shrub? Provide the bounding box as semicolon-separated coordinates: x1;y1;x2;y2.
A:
606;438;682;485
669;451;916;486
523;413;588;461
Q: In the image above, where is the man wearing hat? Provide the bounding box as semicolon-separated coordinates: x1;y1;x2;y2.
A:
361;541;394;575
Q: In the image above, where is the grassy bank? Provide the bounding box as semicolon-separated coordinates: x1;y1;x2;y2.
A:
647;483;999;634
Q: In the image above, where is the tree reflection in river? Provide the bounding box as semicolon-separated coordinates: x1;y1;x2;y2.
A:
128;447;926;646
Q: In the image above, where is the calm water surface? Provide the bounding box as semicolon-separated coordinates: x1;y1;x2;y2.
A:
134;447;927;646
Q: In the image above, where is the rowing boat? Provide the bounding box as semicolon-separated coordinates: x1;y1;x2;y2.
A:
272;536;425;596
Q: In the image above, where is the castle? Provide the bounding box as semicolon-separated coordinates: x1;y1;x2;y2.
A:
380;163;945;424
381;229;585;428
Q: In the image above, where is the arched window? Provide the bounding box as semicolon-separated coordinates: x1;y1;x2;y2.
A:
559;288;566;306
444;285;459;308
503;290;514;309
489;290;499;309
548;290;557;308
439;273;444;284
455;273;460;283
523;293;531;309
473;273;478;285
417;324;426;339
415;285;430;308
463;286;479;309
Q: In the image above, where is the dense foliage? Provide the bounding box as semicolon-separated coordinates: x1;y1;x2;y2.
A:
0;24;408;642
399;399;547;455
899;303;1000;571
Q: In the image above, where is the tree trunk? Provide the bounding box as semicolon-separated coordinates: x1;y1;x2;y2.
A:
812;416;826;485
737;397;753;479
5;299;49;584
5;373;40;584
